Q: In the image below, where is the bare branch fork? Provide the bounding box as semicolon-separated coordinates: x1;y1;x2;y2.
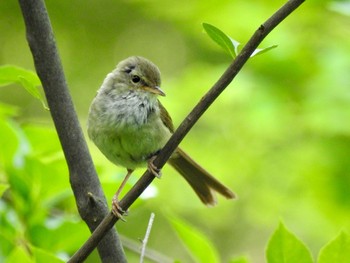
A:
18;0;304;262
69;0;305;261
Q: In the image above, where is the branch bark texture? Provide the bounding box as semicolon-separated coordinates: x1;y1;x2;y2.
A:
69;0;305;261
18;0;126;262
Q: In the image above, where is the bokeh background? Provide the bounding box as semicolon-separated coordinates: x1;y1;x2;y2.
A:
1;0;350;262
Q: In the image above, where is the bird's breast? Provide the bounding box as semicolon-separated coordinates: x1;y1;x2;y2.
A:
88;91;171;169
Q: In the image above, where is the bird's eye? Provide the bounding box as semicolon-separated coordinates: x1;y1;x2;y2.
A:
131;75;141;83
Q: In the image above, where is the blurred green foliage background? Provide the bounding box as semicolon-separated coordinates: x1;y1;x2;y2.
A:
1;0;350;262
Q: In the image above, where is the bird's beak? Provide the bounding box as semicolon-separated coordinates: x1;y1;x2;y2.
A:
142;85;166;96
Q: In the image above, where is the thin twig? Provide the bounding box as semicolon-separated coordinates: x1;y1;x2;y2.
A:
140;213;155;263
69;0;305;261
17;0;126;262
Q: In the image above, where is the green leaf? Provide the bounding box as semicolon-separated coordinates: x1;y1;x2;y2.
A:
266;223;313;263
203;23;240;58
203;23;277;58
251;45;278;57
170;216;220;263
0;65;41;87
318;232;350;263
0;65;48;110
18;77;49;110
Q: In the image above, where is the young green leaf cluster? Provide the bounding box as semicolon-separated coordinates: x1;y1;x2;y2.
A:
170;219;350;263
203;23;277;58
267;223;350;263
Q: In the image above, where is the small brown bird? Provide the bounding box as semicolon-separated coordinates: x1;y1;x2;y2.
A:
87;56;235;216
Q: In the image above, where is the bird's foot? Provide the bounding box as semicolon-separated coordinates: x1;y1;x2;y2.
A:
148;156;162;178
112;195;128;221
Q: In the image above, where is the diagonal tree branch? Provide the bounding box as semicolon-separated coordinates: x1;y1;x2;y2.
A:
69;0;305;261
17;0;126;262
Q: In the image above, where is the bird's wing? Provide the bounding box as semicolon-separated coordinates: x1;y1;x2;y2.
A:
158;100;175;133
